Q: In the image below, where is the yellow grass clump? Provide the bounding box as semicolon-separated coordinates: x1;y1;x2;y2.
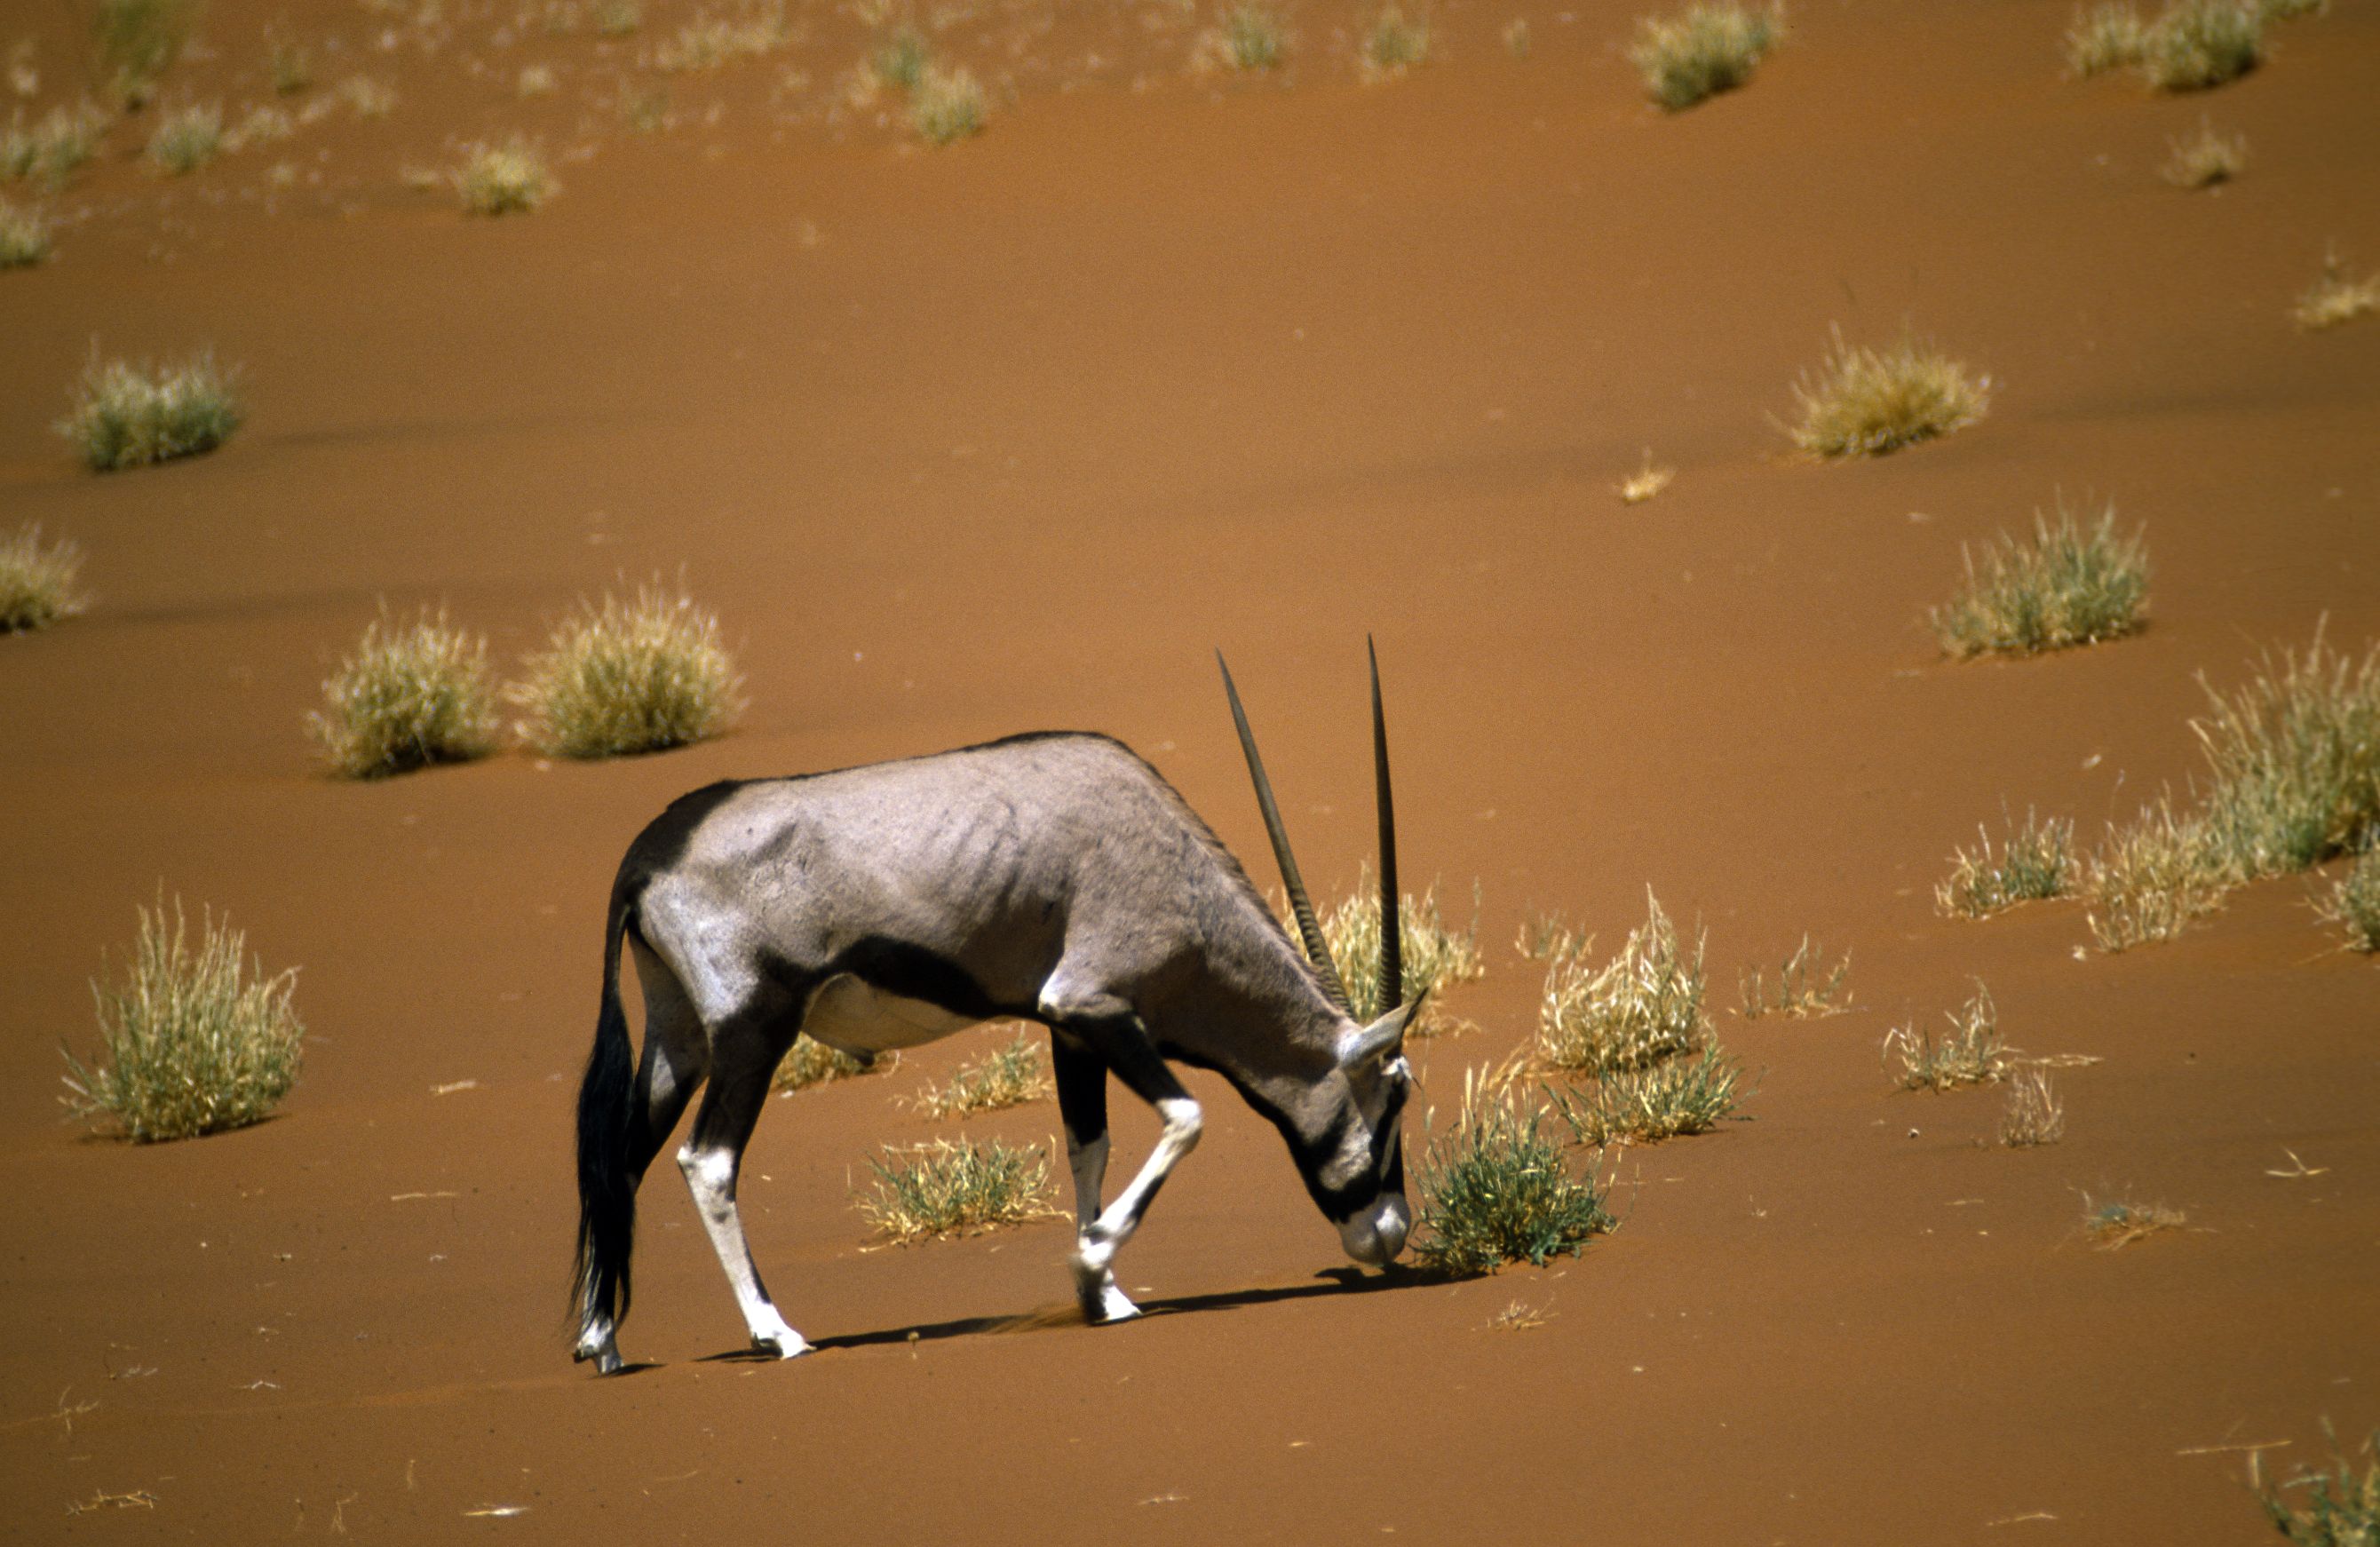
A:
514;581;742;758
1787;331;1989;458
3;101;108;188
1929;501;2149;658
907;1030;1054;1120
2065;2;2150;74
856;1138;1058;1242
310;608;500;779
1537;890;1707;1075
774;1035;892;1092
1;523;85;633
2295;250;2380;331
1361;4;1431;80
1738;934;1851;1019
2140;0;2262;90
456;138;555;215
1630;2;1782;109
1297;869;1487;1036
1998;1067;2066;1146
910;65;986;145
1938;810;2077;917
0;195;50;266
2162;117;2246;186
57;351;242;472
145;101;223;175
1883;983;2008;1091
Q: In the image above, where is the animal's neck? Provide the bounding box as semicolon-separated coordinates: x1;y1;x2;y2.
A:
1160;899;1350;1117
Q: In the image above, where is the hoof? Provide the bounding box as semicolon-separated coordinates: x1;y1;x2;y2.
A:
574;1340;624;1376
752;1329;813;1361
1081;1282;1142;1326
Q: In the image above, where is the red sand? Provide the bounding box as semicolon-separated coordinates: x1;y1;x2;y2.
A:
4;0;2376;1539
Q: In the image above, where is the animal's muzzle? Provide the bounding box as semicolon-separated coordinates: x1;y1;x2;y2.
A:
1339;1194;1412;1266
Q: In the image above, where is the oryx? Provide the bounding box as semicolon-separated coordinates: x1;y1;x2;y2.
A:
570;645;1423;1374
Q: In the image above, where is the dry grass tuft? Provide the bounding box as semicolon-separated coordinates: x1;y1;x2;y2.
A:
517;63;560;98
907;1030;1053;1120
337;75;398;118
1629;2;1782;109
1299;869;1486;1035
1617;451;1674;504
456;138;555;214
58;351;242;472
1413;1067;1614;1275
910;65;985;145
2162;117;2246;186
2082;1194;2185;1248
1884;983;2008;1091
96;0;194;107
2256;1429;2380;1546
4;102;107;188
61;898;304;1143
1738;934;1851;1019
1;523;86;633
0;194;50;266
2193;630;2380;879
1516;909;1589;963
1198;4;1286;72
856;1137;1058;1242
2085;794;2232;950
513;580;742;759
1788;330;1989;458
1930;500;2149;658
145;101;222;175
594;0;644;35
267;35;313;95
657;6;789;71
1939;809;2077;917
1361;4;1430;79
1998;1067;2067;1146
870;26;930;90
226;103;294;151
2140;0;2262;90
2066;2;2150;74
309;608;499;779
2295;250;2380;332
1549;1041;1749;1145
2316;845;2380;953
772;1035;891;1093
1536;890;1707;1075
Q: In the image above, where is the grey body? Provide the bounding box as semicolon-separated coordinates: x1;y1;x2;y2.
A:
570;729;1419;1373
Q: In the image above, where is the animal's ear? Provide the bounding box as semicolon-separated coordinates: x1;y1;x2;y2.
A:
1341;993;1425;1068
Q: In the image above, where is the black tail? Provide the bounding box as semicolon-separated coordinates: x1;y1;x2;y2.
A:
571;876;640;1337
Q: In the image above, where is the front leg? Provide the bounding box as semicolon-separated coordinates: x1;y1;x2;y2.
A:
1051;1028;1137;1324
1039;988;1202;1327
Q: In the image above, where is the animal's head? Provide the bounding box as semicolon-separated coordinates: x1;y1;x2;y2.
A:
1219;639;1421;1267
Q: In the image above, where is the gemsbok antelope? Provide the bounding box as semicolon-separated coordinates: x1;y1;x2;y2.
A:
570;646;1424;1374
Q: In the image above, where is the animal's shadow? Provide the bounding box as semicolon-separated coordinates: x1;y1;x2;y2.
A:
690;1264;1448;1365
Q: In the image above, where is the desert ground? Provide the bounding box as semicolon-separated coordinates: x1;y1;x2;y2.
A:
4;0;2378;1539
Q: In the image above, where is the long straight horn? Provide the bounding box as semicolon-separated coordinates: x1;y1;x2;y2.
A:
1218;650;1353;1015
1369;636;1400;1016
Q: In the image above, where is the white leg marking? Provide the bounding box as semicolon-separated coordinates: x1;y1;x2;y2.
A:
1070;1096;1201;1325
574;1319;623;1376
678;1144;811;1360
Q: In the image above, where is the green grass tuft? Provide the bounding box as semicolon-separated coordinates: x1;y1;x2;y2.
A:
58;351;242;472
1630;2;1781;109
1536;890;1707;1075
456;138;554;214
1549;1041;1749;1145
1223;4;1286;69
2140;0;2262;89
1884;983;2008;1091
4;102;108;189
96;0;194;107
1931;502;2149;658
145;102;223;176
1738;934;1851;1019
907;1030;1053;1120
61;898;304;1143
2257;1428;2380;1545
1361;4;1431;78
856;1137;1058;1242
309;607;499;779
872;27;930;90
1;523;86;633
910;64;985;145
1939;809;2077;917
2082;1194;2186;1248
1788;330;1989;458
1413;1069;1614;1275
2193;631;2380;879
514;580;742;759
0;195;51;267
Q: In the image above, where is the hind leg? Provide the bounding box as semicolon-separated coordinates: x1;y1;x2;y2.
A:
677;1006;809;1359
575;941;712;1372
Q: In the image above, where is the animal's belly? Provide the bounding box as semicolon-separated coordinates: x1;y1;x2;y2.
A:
799;973;980;1057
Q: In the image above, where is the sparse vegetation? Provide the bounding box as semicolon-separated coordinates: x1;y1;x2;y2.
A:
657;7;789;71
1;523;84;632
1930;501;2149;658
2317;845;2380;953
1301;869;1487;1035
1537;890;1708;1075
1787;331;1989;459
517;63;560;98
1503;17;1533;56
773;1035;889;1092
907;1030;1054;1120
3;100;107;187
456;138;554;215
910;65;984;145
0;194;48;266
2065;2;2150;75
871;27;929;90
2256;1429;2380;1546
60;898;305;1144
512;580;742;759
2295;250;2380;332
1516;909;1589;964
1413;1069;1614;1275
2194;631;2380;878
1738;935;1851;1019
1549;1040;1749;1145
227;103;293;150
1629;2;1781;110
1939;810;2077;917
1221;4;1286;70
145;101;222;175
1361;4;1430;79
2082;1195;2186;1248
337;75;398;119
856;1137;1058;1242
309;608;499;779
594;0;643;35
58;351;242;472
1998;1067;2066;1146
1617;452;1674;505
2086;794;2232;950
2162;117;2246;186
95;0;194;107
267;35;313;95
2140;0;2262;90
1884;983;2009;1091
